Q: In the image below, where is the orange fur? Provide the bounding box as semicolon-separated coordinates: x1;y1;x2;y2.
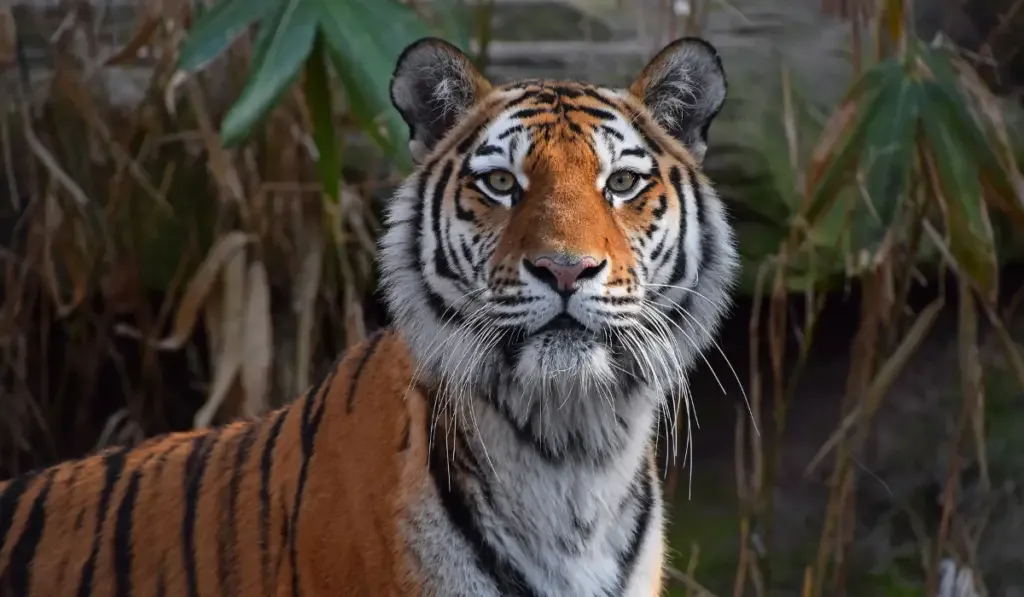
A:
0;331;428;596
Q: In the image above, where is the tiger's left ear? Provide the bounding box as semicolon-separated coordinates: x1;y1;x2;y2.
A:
629;37;727;164
390;38;492;163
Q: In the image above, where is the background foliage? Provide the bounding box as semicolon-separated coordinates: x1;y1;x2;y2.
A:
1;0;1022;595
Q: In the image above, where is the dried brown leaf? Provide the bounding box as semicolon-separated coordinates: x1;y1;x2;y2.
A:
802;97;859;214
805;297;944;475
294;215;324;393
184;77;245;203
194;244;247;428
241;259;272;416
155;231;251;350
0;5;15;66
104;16;160;66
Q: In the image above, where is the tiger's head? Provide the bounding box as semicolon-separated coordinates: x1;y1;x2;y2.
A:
381;37;737;417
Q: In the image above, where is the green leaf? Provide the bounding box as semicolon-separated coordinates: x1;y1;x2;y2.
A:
920;80;998;300
315;0;431;171
803;91;885;227
219;0;319;147
919;45;1024;222
849;74;920;251
177;0;279;72
304;34;339;204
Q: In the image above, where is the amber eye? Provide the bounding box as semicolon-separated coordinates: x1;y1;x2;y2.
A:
607;170;639;194
482;170;517;194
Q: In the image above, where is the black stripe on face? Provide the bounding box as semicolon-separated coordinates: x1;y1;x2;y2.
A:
425;399;543;597
565;105;617;122
666;166;690;287
76;448;127;597
182;433;218;597
5;470;55;594
412;162;467;326
259;409;289;594
623;106;664;156
475;144;503;157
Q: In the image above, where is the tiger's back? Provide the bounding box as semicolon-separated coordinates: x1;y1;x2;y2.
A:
0;330;426;596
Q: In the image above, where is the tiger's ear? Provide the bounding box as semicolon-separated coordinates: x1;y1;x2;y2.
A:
628;37;727;164
390;38;492;163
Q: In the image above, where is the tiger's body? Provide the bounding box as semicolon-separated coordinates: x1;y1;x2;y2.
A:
0;35;737;597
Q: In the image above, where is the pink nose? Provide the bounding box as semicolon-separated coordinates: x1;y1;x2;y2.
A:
529;255;602;292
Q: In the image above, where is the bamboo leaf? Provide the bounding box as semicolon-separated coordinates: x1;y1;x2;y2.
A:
303;34;339;203
920;80;999;301
177;0;279;72
154;231;251;350
315;0;431;171
219;0;319;147
803;60;903;227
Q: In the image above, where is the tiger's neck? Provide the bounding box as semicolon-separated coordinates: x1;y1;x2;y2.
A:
412;381;664;595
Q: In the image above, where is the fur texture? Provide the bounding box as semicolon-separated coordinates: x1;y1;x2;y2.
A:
0;36;737;597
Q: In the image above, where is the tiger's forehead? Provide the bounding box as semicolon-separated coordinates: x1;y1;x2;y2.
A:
466;81;655;182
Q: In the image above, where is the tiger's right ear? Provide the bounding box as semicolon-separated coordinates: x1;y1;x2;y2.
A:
390;38;492;163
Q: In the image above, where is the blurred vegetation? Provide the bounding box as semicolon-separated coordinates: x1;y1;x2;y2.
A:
0;0;1023;595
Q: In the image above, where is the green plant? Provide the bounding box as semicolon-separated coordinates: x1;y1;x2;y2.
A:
730;1;1024;595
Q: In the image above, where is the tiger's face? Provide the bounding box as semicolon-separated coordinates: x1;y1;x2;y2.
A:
381;37;737;409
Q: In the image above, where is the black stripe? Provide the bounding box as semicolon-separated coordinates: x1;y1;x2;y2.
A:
77;448;127;597
0;471;38;558
155;565;166;597
289;352;342;597
114;456;151;597
484;393;563;465
566;105;617;121
474;144;503;156
182;433;218;597
609;466;655;596
259;409;289;594
346;331;384;413
667;166;690;285
5;470;55;594
219;424;259;597
426;411;543;597
398;418;412;452
430;161;459;282
411;164;466;327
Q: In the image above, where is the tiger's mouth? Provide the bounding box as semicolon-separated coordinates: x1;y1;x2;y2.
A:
536;313;588;335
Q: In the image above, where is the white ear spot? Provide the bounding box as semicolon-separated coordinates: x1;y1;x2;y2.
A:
409;139;430;164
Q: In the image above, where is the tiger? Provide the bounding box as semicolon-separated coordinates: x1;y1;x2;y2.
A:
0;35;737;596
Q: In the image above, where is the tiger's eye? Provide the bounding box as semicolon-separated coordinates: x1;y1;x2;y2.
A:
484;170;517;194
607;170;639;194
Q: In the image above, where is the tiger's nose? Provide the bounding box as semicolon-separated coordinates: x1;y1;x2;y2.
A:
523;254;606;294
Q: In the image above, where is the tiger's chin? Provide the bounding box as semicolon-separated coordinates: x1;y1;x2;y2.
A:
509;329;618;398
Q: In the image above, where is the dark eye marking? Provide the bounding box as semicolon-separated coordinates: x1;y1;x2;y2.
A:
498;125;525;140
620;147;646;158
600;125;625;141
475;144;503;157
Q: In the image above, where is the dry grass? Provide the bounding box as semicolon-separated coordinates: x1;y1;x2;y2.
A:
1;1;1022;596
0;0;392;476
